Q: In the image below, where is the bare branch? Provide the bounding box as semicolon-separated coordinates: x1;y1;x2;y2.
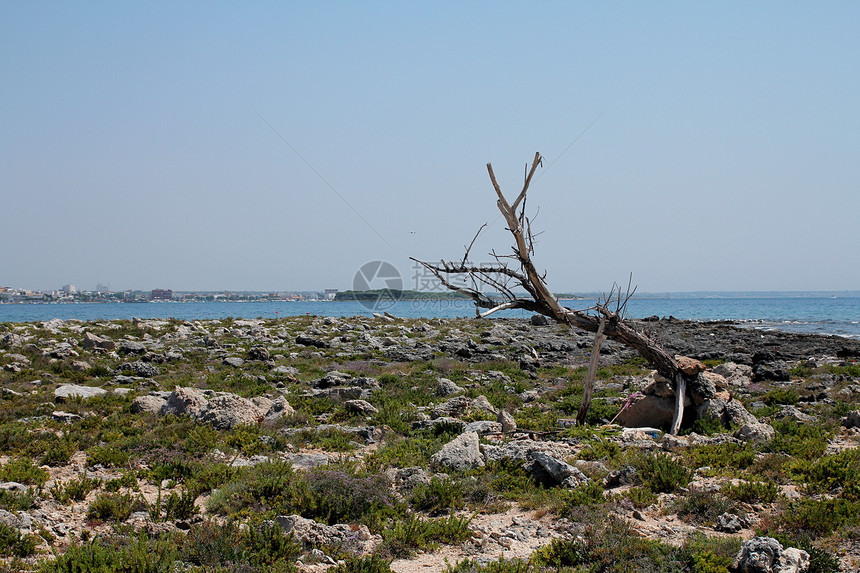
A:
461;223;488;267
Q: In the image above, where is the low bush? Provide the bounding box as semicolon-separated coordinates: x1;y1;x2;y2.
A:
87;492;145;522
635;452;691;494
723;480;779;504
0;522;37;558
410;477;465;515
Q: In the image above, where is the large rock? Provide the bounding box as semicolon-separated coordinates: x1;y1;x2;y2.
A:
432;396;472;418
275;515;378;553
734;422;775;444
842;410;860;429
54;384;107;401
161;387;209;418
615;393;684;430
118;340;146;355
732;536;809;573
196;394;264;430
131;394;168;414
82;331;116;351
530;451;589;487
430;432;484;471
711;362;752;386
436;378;463;397
117;361;160;377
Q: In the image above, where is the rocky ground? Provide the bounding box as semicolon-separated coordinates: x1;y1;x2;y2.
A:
0;314;858;572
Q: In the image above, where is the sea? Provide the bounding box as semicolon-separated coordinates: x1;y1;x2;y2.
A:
1;294;859;340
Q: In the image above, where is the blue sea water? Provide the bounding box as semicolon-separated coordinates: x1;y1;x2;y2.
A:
1;296;859;339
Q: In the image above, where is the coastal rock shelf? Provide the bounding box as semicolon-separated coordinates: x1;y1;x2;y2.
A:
0;315;858;571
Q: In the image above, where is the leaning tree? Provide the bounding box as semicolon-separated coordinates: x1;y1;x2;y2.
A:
412;152;696;434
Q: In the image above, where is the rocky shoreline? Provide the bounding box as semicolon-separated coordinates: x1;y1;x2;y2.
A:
0;315;858;572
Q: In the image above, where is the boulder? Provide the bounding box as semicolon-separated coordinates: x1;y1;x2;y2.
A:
615;394;683;430
82;331;115;351
222;356;245;368
472;395;497;414
463;420;502;434
247;346;270;361
54;384;107;401
734;422;775;444
161;387;209;418
275;515;378;553
196;394;264;430
431;396;472;418
436;378;463;397
603;465;639;488
344;399;379;416
131;395;168;414
676;356;706;376
530;452;589;488
497;409;517;432
263;396;295;422
732;536;809;573
430;432;485;471
117;361;160;377
711;362;752;386
530;314;549;326
842;410;860;429
118;340;146;355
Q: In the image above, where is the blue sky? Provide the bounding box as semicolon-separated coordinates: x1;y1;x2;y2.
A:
2;2;858;292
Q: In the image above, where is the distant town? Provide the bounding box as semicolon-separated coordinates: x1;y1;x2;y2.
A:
0;285;341;304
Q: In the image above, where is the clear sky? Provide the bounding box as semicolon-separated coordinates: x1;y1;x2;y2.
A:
2;2;858;293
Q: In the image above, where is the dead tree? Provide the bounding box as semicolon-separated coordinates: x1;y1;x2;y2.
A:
412;152;691;434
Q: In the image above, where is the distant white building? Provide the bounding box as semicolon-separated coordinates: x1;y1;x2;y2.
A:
61;284;76;295
96;283;111;293
324;289;338;301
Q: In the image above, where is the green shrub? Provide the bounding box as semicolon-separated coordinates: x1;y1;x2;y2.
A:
0;457;49;488
329;554;393;573
684;442;755;473
723;480;779;504
40;438;76;467
40;534;176;573
86;445;130;468
670;488;735;526
381;513;472;558
636;452;691;494
87;492;144;522
0;522;36;557
762;388;800;406
621;486;657;509
51;474;101;504
410;477;465;515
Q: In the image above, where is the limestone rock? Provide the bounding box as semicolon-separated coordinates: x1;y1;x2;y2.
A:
842;410;860;428
734;422;775;444
472;395;497;414
263;396;295;422
131;395;168;414
161;387;209;418
54;384;107;401
222;356;245;368
436;378;463;397
676;356;706;376
196;394;264;430
733;536;809;573
530;451;589;488
247;346;270;361
430;431;484;471
117;361;160;377
463;420;502;434
432;395;472;418
711;362;752;386
119;340;146;355
344;399;379;416
275;515;378;554
497;409;517;432
82;331;115;351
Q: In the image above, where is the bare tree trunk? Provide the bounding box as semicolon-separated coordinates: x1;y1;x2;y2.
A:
577;315;605;426
670;374;687;435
